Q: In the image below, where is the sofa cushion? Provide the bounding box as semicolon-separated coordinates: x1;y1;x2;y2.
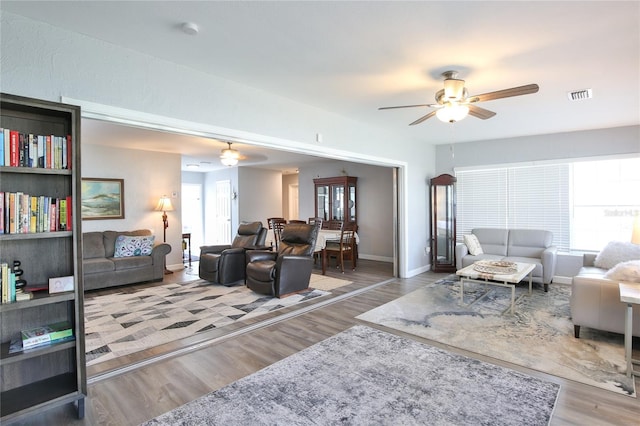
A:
594;241;640;269
463;234;483;256
114;235;155;257
111;256;153;271
604;259;640;283
472;228;508;256
83;232;106;259
104;229;153;258
507;229;553;258
83;258;115;274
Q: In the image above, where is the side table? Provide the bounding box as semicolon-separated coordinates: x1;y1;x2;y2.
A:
619;282;640;377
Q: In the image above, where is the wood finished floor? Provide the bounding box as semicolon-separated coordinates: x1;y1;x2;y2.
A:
16;260;640;425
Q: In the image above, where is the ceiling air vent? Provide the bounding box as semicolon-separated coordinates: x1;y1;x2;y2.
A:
567;88;593;101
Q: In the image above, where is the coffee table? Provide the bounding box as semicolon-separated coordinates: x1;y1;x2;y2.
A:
456;261;536;315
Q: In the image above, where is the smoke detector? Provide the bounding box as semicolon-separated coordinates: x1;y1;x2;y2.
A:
567;89;593;101
181;22;199;36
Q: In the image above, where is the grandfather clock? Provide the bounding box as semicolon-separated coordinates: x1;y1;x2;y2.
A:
430;174;457;272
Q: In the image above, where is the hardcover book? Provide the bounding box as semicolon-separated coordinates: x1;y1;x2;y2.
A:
21;321;73;349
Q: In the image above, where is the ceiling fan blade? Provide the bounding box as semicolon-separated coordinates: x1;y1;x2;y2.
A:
378;104;432;110
467;104;497;120
468;84;539;103
409;110;437;126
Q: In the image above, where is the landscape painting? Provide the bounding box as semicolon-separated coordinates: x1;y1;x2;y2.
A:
81;178;125;220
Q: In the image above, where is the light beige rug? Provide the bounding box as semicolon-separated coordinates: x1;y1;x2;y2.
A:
85;276;347;366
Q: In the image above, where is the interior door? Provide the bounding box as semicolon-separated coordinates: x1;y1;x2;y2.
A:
288;183;299;220
215;180;232;244
181;183;204;254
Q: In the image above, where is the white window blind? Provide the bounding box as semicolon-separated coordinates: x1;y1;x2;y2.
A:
456;164;570;251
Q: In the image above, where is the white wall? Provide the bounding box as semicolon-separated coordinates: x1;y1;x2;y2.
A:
1;12;435;277
81;144;183;268
238;168;283;229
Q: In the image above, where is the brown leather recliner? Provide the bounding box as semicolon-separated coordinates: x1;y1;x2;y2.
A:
199;221;267;286
245;222;320;297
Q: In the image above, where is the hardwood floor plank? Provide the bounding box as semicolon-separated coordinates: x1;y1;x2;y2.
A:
14;260;639;425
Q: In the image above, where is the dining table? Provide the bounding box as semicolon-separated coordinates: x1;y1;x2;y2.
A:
265;228;359;274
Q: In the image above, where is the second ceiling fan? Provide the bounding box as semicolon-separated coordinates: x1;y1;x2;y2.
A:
379;70;539;125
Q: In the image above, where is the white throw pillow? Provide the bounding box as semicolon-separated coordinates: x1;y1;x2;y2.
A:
463;234;484;256
594;241;640;269
604;260;640;283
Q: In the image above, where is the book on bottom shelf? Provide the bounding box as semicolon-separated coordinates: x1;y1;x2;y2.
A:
21;321;74;350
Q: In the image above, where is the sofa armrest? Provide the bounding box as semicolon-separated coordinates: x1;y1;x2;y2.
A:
455;243;468;270
541;246;558;284
151;242;171;261
583;253;597;267
200;244;232;255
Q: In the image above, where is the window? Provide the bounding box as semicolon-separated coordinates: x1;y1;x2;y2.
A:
456;156;640;252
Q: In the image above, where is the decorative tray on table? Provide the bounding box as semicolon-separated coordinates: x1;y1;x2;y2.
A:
473;260;518;275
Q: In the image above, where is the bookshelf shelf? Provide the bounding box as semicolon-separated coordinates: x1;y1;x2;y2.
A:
0;93;86;423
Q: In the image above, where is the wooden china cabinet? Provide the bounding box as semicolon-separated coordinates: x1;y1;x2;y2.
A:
313;176;357;230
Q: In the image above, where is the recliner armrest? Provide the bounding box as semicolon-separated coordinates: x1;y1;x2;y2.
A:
246;250;277;263
200;244;232;255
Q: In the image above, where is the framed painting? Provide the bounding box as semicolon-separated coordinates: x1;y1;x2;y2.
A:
81;178;125;220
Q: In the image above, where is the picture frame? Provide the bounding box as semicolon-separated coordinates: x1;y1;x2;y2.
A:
81;178;125;220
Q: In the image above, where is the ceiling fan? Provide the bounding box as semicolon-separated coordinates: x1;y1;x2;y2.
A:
379;70;539;125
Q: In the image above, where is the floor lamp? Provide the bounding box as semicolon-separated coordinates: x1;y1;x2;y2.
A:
155;196;175;274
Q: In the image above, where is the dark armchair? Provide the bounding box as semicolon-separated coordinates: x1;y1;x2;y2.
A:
199;221;267;286
245;222;320;298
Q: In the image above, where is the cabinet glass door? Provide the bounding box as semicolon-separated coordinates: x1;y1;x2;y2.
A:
332;184;345;220
430;174;456;273
348;184;356;222
316;185;329;220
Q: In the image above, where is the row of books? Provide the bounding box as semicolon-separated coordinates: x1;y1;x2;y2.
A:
0;192;71;234
1;263;32;304
0;128;72;169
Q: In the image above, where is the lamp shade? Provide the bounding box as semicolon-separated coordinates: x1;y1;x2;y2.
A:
632;215;640;245
436;104;469;123
155;196;174;212
220;142;240;166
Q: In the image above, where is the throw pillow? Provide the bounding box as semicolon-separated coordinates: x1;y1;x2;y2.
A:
604;260;640;283
114;235;155;258
594;241;640;269
463;234;484;256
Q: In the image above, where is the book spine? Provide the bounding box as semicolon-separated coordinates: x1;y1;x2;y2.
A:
0;128;4;166
9;130;19;167
0;191;4;234
1;263;8;304
3;129;9;166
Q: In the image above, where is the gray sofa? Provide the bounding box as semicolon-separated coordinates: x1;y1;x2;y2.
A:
570;253;640;338
455;228;557;291
82;229;171;291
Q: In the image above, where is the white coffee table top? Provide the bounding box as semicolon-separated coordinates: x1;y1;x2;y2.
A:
456;261;535;284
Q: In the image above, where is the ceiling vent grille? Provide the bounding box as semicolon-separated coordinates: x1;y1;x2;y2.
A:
567;89;593;101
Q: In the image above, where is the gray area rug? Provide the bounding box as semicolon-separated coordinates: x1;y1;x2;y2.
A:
357;276;636;397
141;325;560;426
84;274;349;366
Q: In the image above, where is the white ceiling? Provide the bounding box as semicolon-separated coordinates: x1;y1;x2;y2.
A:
3;1;639;172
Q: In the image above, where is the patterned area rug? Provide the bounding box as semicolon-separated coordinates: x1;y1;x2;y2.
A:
142;325;560;425
85;274;350;366
357;276;636;397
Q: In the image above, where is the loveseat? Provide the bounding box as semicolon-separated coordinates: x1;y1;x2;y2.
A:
570;242;640;338
82;229;171;291
455;228;557;291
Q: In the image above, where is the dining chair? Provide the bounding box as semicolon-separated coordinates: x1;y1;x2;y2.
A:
270;218;287;250
327;220;344;231
288;219;306;224
308;217;324;228
323;229;356;273
266;217;285;229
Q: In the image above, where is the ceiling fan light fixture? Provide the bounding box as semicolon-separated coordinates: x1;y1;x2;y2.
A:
436;103;469;123
443;78;466;100
220;142;240;166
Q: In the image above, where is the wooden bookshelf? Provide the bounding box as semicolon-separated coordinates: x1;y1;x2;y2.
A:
0;93;86;422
